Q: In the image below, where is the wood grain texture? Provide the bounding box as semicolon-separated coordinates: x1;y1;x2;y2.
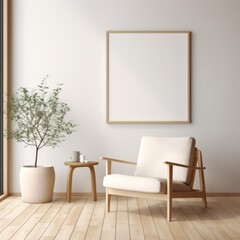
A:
0;196;240;239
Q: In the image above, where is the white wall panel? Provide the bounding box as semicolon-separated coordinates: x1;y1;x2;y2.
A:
10;0;240;193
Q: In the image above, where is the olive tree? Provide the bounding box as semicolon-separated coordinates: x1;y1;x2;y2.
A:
7;76;76;167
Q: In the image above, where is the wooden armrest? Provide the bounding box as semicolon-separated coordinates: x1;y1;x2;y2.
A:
164;161;206;170
100;157;137;165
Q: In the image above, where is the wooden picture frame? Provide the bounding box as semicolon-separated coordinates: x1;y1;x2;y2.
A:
106;31;191;124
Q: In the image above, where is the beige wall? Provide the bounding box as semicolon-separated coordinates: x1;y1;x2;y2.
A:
10;0;240;193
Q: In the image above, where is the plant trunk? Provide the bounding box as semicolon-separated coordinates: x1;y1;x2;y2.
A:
34;147;39;168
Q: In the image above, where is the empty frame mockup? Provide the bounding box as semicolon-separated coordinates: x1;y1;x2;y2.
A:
106;31;191;124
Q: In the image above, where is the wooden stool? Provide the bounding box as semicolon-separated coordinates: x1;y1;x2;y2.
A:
64;161;99;202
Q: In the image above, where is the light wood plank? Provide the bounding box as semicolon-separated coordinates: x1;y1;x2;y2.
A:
177;201;217;240
147;199;174;240
137;198;159;240
0;197;15;211
190;201;233;240
117;196;128;212
101;196;117;240
100;212;116;240
159;201;189;240
173;204;203;240
84;196;105;240
206;200;240;239
108;192;129;240
11;201;54;240
0;201;30;233
53;197;87;240
0;197;22;220
116;212;130;240
128;197;145;240
217;197;240;223
40;200;75;239
70;197;97;240
25;198;65;239
0;203;40;239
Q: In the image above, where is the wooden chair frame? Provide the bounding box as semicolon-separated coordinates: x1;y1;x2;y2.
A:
101;148;207;221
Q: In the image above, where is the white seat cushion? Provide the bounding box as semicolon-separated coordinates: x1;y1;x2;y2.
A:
103;174;192;193
103;174;160;193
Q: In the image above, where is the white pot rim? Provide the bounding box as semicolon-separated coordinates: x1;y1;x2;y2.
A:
22;165;54;168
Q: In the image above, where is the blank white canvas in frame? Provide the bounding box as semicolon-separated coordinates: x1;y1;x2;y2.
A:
107;31;191;123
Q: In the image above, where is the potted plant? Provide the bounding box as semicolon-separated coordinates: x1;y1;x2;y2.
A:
6;75;76;203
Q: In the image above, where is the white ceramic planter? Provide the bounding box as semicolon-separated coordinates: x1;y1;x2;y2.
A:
20;165;55;203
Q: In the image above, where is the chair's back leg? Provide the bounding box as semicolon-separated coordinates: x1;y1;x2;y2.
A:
105;161;112;212
200;167;207;208
197;150;207;208
167;164;173;221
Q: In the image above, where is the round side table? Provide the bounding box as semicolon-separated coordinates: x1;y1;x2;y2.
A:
64;161;99;202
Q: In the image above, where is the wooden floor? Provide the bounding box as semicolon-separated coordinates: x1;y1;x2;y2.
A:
0;195;240;240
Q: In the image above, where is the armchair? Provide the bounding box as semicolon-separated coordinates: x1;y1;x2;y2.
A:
102;137;207;221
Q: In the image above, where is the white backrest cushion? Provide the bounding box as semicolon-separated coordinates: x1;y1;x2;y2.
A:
135;137;195;182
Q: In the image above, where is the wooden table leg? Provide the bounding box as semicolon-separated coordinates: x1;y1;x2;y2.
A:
66;166;75;202
89;166;97;201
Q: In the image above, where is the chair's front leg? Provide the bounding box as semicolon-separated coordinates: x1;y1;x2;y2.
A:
105;160;112;212
106;188;111;212
167;164;173;221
